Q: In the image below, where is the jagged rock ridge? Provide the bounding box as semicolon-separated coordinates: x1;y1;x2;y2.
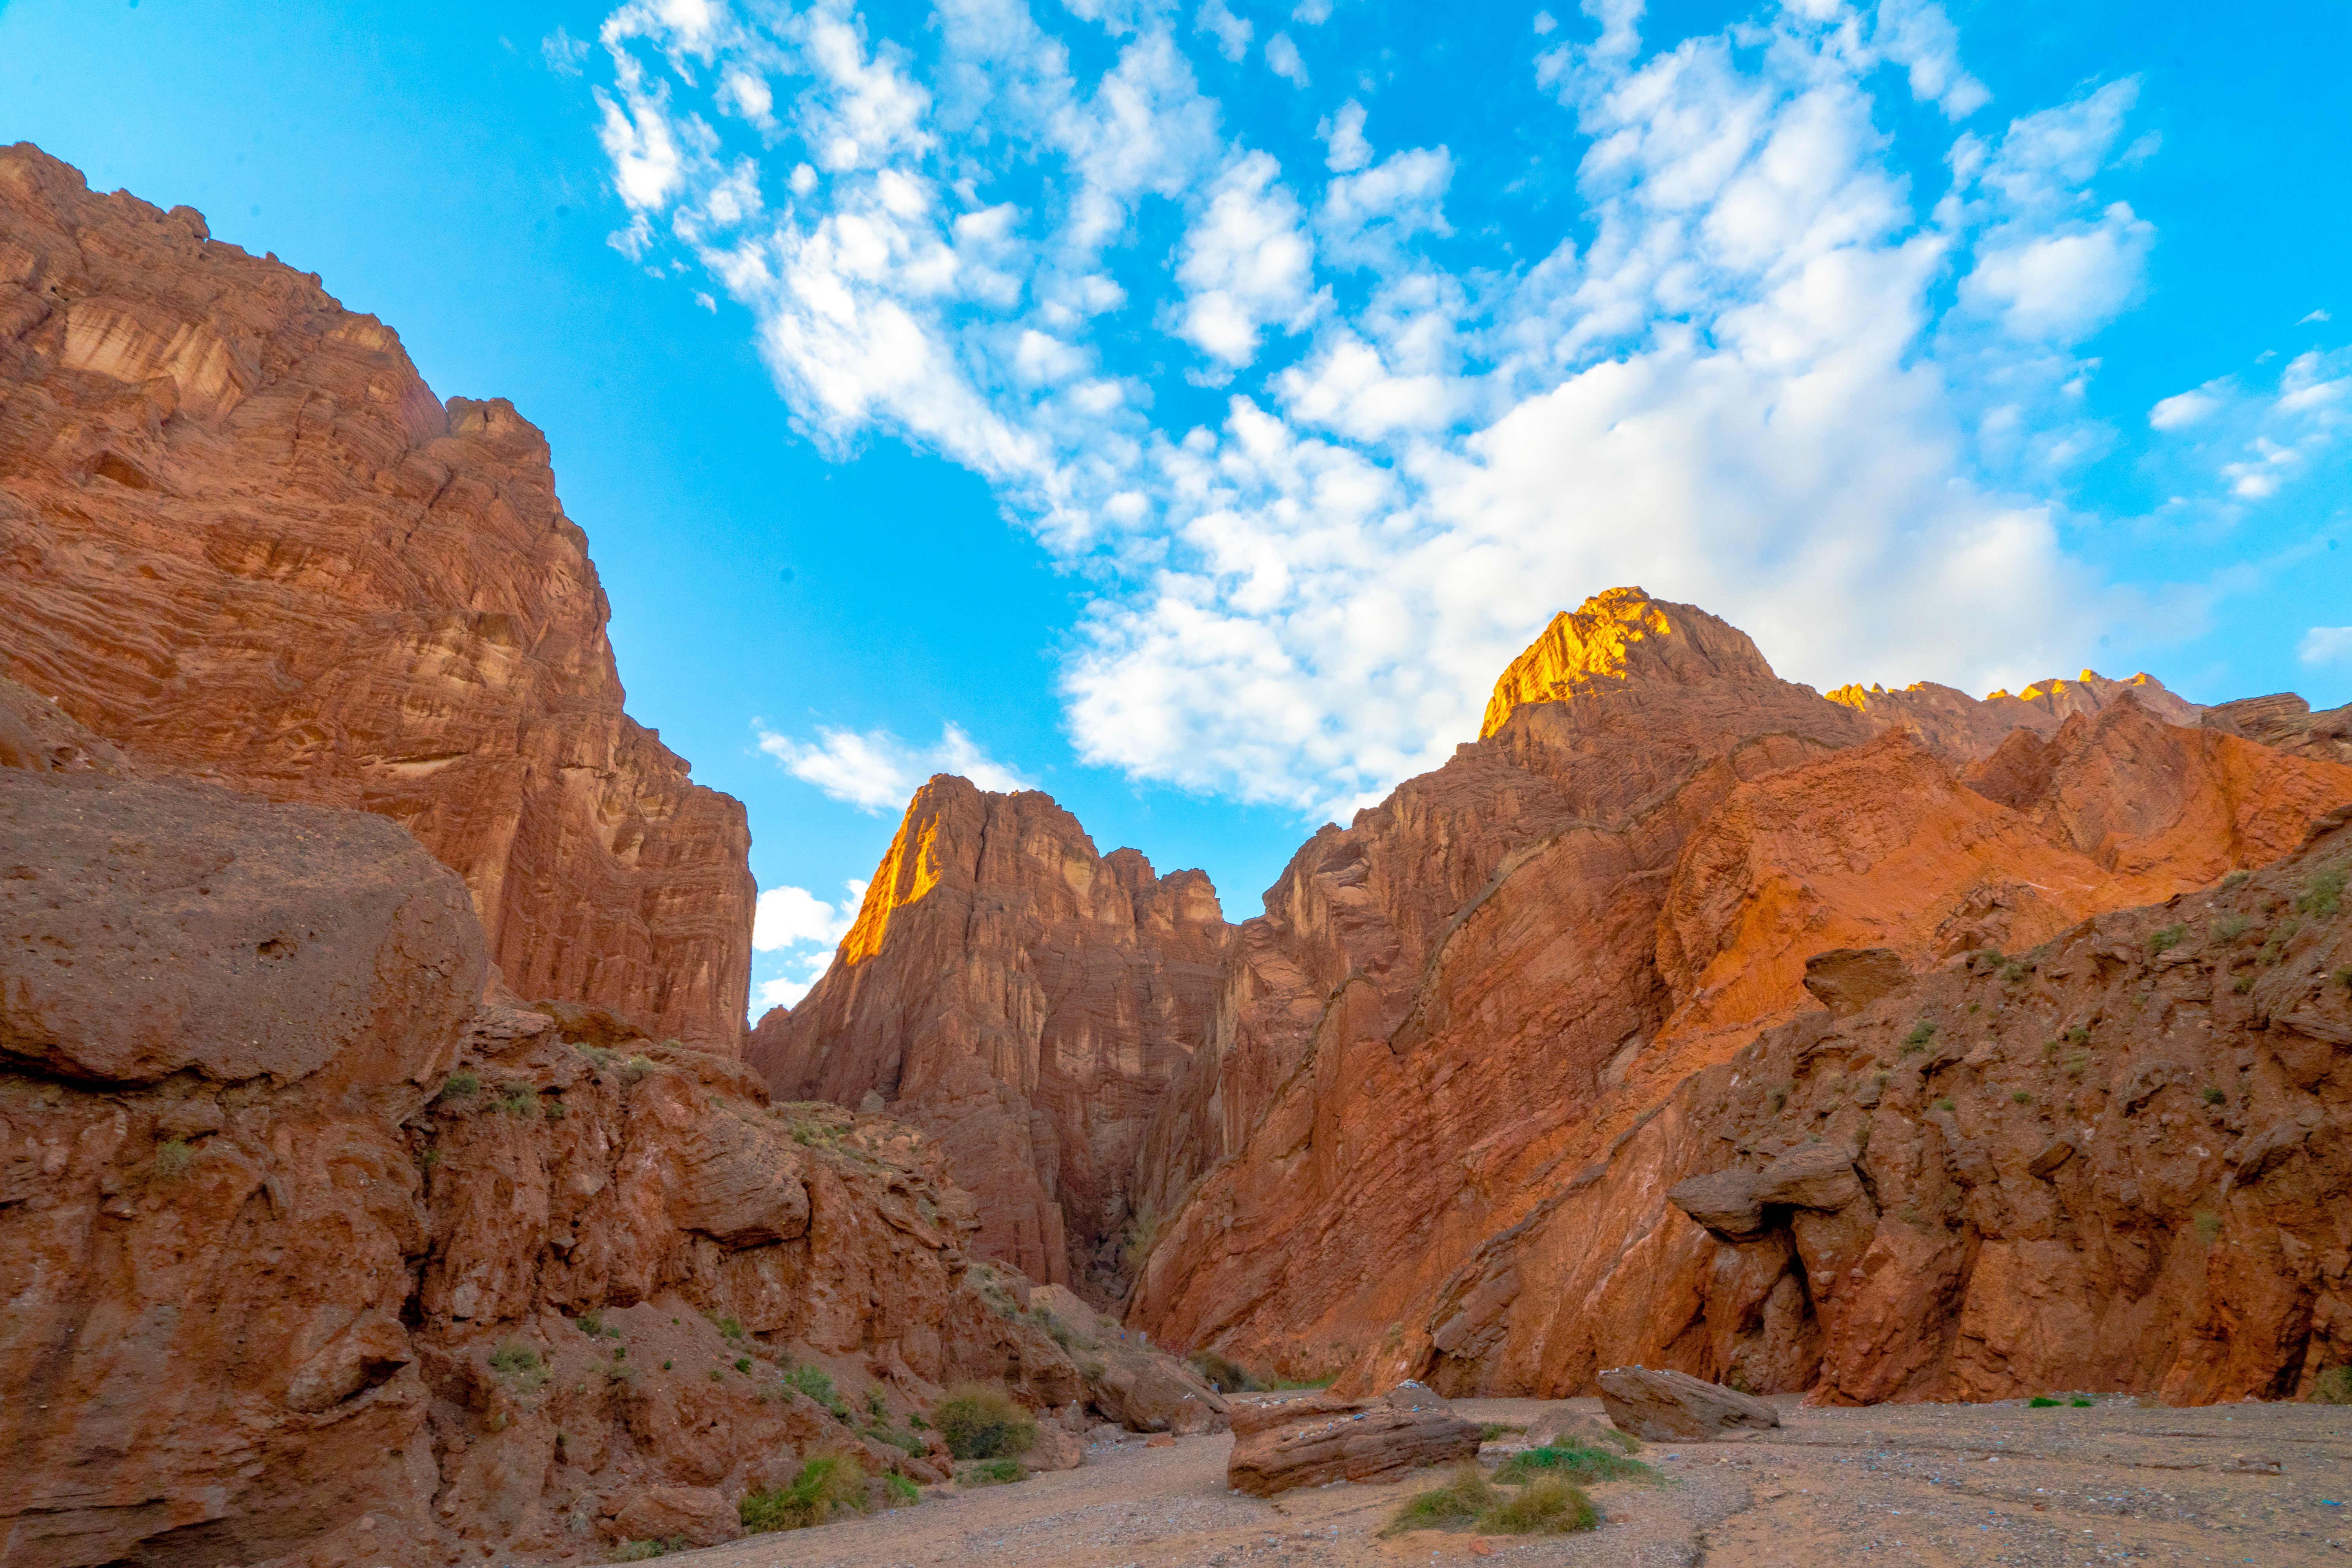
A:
0;143;751;1048
747;776;1232;1295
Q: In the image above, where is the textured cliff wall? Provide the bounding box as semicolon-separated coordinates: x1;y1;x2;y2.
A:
746;777;1232;1295
1378;808;2352;1405
0;681;1176;1568
1127;588;2352;1397
0;143;751;1048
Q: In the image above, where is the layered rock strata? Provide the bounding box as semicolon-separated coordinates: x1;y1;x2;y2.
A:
747;776;1231;1293
1127;588;2352;1395
0;143;750;1048
0;686;1212;1568
1383;809;2352;1404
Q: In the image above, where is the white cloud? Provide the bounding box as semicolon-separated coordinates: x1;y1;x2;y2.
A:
2302;627;2352;667
756;721;1031;811
753;884;854;951
1196;0;1251;61
750;877;866;1013
543;25;591;76
1871;0;1989;118
2149;386;2221;430
1264;33;1308;87
2300;308;2332;325
1293;0;1333;22
587;0;2308;820
1171;152;1318;369
1319;100;1370;172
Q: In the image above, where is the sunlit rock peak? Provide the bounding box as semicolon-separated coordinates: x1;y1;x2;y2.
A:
1478;586;1779;739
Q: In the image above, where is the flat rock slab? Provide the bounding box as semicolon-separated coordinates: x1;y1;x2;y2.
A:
1227;1394;1483;1496
1597;1366;1781;1441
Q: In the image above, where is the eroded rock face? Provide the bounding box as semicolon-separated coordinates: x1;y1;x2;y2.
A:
0;691;1145;1568
1826;670;2203;762
1129;588;2352;1400
2201;694;2352;767
1387;811;2352;1405
0;144;751;1049
746;776;1230;1292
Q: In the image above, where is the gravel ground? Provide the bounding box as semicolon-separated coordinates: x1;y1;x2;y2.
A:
657;1395;2352;1568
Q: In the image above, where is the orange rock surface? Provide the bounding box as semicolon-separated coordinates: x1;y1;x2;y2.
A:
1127;589;2352;1406
1827;669;2203;762
0;143;751;1048
0;680;1184;1568
746;776;1232;1294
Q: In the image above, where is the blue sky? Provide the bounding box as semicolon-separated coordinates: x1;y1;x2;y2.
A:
4;0;2347;1016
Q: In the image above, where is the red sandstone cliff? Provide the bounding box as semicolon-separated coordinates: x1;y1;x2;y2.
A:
745;777;1232;1295
1126;589;2352;1403
0;143;751;1048
0;679;1216;1568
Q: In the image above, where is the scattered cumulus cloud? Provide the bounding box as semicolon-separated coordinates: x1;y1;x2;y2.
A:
2302;627;2352;667
751;878;866;1011
2301;309;2333;325
584;0;2330;820
756;720;1031;812
1264;33;1308;87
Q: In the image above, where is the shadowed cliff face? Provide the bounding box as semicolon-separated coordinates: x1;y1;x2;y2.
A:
0;143;752;1049
746;777;1233;1296
0;679;1136;1568
1125;588;2352;1403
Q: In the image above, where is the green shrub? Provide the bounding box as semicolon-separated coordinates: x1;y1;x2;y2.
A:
2297;866;2345;918
151;1139;194;1179
1381;1464;1495;1536
2233;975;2255;994
933;1383;1036;1459
2212;915;2250;942
866;1385;888;1418
2000;959;2029;984
883;1473;920;1506
2147;925;2187;955
2070;1397;2093;1408
1496;1443;1656;1485
1189;1350;1263;1392
1477;1421;1525;1442
734;1357;752;1374
489;1340;547;1388
1902;1020;1937;1053
2011;1090;2033;1105
715;1316;746;1342
2337;967;2352;989
1933;1097;1955;1112
2028;1396;2061;1408
439;1069;481;1101
2201;1087;2227;1105
1479;1476;1600;1535
784;1363;840;1408
957;1458;1025;1487
2193;1210;2223;1245
577;1310;617;1339
610;1540;668;1561
2308;1366;2352;1405
497;1086;536;1119
2219;868;2252;891
739;1454;868;1532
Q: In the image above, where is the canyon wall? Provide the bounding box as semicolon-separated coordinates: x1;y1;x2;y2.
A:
0;143;751;1048
746;777;1232;1295
0;679;1200;1568
1125;588;2352;1401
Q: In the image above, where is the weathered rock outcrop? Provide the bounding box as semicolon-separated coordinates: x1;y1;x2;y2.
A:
0;143;751;1048
1225;1384;1483;1496
747;777;1230;1293
0;686;1183;1568
1128;588;2352;1397
1828;670;2202;762
1595;1366;1781;1439
2201;693;2352;767
1382;808;2352;1405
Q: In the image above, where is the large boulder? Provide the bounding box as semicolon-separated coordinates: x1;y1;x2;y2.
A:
1596;1367;1780;1440
603;1486;739;1548
1021;1421;1087;1473
1088;1347;1232;1433
0;767;485;1096
1225;1385;1483;1496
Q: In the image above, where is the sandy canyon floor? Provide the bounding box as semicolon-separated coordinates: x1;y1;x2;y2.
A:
650;1394;2352;1568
